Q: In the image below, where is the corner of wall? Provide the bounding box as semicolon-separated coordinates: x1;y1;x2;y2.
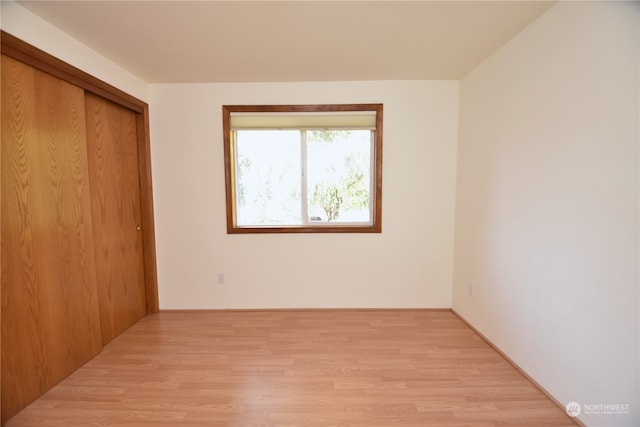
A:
0;0;149;102
453;2;639;426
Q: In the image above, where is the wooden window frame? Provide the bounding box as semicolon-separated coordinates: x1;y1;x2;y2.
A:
223;104;383;234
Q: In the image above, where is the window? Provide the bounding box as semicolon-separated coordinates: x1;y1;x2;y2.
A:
223;104;383;233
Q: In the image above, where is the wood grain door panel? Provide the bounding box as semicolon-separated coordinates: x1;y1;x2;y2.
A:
1;55;103;423
85;93;147;345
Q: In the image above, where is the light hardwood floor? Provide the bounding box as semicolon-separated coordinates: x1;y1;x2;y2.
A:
5;310;578;426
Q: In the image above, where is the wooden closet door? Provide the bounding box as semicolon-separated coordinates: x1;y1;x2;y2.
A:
1;55;103;423
85;93;147;345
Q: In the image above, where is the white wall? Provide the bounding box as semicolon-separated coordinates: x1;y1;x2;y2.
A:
0;1;148;102
150;80;459;309
453;2;639;426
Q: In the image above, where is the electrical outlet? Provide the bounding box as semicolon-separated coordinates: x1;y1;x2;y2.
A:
217;273;225;285
467;282;474;297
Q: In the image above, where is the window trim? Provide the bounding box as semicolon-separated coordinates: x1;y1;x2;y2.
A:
223;104;383;234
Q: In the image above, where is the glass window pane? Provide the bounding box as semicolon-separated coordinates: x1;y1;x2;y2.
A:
235;130;301;226
306;130;371;223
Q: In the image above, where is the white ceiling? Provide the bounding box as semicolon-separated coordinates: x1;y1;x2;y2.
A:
16;1;554;83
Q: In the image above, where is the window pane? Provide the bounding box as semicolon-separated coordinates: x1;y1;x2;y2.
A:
306;130;371;223
235;130;301;226
223;104;382;233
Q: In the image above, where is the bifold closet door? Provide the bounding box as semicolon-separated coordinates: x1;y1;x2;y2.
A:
85;93;147;345
1;55;103;423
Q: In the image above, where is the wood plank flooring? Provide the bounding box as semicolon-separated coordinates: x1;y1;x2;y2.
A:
4;310;578;426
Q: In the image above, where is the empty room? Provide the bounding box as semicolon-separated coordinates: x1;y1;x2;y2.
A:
1;1;638;426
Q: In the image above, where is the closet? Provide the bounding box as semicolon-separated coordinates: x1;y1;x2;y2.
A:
0;32;158;424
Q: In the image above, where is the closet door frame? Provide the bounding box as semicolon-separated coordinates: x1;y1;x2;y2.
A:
0;31;160;314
